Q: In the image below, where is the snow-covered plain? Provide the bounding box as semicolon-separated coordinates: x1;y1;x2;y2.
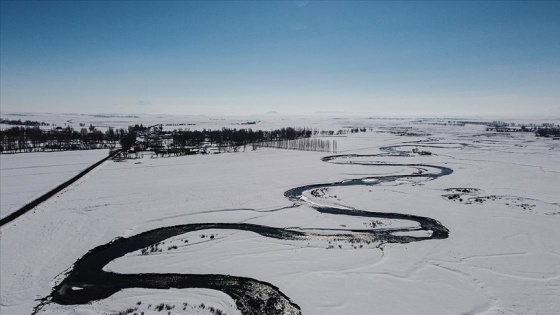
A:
1;114;559;315
0;149;109;219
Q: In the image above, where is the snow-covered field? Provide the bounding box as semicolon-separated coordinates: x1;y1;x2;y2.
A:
1;114;559;315
0;149;109;219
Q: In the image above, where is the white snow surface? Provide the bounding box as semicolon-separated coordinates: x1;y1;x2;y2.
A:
0;149;109;219
1;114;559;315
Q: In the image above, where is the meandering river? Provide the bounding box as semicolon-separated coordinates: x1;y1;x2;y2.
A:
35;145;454;315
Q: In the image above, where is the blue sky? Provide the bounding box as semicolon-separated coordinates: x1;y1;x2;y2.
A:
1;1;559;116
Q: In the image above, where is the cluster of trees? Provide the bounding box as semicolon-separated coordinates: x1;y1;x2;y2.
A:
535;127;560;138
119;130;137;157
485;125;560;136
267;127;312;140
130;124;149;132
486;126;534;132
349;128;368;133
1;123;346;155
143;126;346;154
0;118;49;126
257;138;337;153
0;125;131;153
307;128;367;136
161;127;316;153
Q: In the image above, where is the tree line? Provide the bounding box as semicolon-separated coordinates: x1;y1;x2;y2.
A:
256;138;337;153
0;125;128;153
1;124;345;154
535;127;560;138
0;118;50;126
163;127;315;153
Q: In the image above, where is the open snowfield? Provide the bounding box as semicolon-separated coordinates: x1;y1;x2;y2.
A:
0;149;110;219
1;114;559;315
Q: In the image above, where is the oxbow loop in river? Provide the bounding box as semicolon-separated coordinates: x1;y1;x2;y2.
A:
35;146;454;315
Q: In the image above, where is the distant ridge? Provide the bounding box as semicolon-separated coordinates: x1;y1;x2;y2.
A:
84;114;141;118
315;111;371;115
